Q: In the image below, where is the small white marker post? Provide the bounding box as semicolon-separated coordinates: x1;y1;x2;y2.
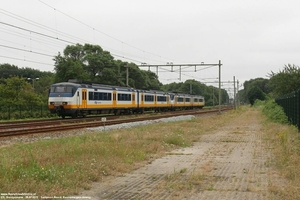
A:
101;117;106;131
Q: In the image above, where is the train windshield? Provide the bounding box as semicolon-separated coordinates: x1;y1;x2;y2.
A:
50;86;74;94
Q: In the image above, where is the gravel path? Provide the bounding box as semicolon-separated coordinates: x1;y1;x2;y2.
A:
79;109;282;199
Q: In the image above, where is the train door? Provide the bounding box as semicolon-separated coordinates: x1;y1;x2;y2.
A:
141;93;144;107
132;92;136;107
113;91;117;108
137;91;140;108
82;89;87;109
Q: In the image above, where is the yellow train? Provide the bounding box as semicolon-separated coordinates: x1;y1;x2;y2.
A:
48;81;205;118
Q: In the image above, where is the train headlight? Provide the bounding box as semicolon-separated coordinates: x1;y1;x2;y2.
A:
62;102;68;105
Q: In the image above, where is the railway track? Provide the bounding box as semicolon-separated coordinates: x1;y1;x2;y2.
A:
0;107;232;138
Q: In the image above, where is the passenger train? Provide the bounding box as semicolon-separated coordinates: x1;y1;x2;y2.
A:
48;80;205;118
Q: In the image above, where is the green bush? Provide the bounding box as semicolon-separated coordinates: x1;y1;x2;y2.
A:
254;99;288;124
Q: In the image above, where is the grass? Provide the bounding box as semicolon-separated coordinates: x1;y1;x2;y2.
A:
2;104;298;199
254;100;300;200
260;120;300;199
0;110;229;196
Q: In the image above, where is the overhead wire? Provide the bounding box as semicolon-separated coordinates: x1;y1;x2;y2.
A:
0;45;53;57
0;2;214;83
1;3;190;67
37;0;182;64
0;8;131;64
0;55;54;66
0;21;76;45
0;20;145;64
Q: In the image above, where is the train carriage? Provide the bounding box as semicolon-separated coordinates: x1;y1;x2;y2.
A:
155;91;170;110
191;95;205;108
48;80;205;118
114;86;138;114
49;82;139;118
173;93;186;109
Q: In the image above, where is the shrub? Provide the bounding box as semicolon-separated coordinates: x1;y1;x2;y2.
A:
254;99;288;124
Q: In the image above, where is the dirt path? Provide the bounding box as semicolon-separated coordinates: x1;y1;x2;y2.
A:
80;109;281;199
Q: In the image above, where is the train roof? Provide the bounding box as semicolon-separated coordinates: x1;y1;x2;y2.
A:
51;80;204;97
51;81;136;92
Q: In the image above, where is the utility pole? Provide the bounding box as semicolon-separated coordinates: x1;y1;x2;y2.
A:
218;60;222;114
237;80;239;109
124;65;129;87
233;76;236;110
27;77;39;91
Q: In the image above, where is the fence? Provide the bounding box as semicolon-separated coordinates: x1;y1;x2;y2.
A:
275;88;300;130
0;104;54;120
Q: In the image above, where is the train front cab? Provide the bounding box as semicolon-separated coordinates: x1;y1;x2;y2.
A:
48;83;80;118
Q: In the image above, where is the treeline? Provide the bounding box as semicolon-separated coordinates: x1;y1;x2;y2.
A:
238;64;300;105
1;43;299;110
0;43;229;110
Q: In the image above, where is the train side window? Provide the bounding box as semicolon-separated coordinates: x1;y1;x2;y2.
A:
103;93;111;101
94;92;99;100
157;96;167;102
89;92;93;100
77;91;79;96
118;93;131;101
145;95;154;102
178;97;184;102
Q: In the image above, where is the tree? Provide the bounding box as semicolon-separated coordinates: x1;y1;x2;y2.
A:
247;86;266;105
139;70;161;90
0;77;42;105
0;64;52;79
82;44;115;79
0;64;20;78
54;44;120;83
239;78;270;104
53;53;88;82
161;79;229;106
268;64;300;97
54;43;164;89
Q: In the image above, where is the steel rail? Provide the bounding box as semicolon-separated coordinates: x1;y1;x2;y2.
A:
0;107;232;137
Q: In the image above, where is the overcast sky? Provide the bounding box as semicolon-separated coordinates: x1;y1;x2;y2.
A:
1;0;300;93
